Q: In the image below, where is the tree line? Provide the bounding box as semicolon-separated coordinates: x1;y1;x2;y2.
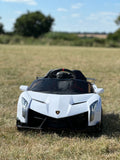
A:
0;11;120;43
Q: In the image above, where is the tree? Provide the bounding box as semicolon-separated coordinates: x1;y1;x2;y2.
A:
14;11;54;37
107;15;120;42
115;14;120;26
107;29;120;41
0;17;4;34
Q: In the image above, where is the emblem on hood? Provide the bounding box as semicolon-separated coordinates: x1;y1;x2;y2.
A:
56;111;60;115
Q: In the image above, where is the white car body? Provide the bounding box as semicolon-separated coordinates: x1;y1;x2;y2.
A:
16;69;104;131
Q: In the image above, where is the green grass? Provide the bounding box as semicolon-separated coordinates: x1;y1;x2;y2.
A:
0;45;120;160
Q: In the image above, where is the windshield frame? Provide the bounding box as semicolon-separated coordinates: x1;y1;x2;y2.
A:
28;78;94;95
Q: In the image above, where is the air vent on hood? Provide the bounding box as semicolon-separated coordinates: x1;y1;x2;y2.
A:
72;101;86;105
32;99;45;104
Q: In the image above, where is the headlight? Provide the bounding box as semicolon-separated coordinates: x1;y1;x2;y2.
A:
22;97;28;118
90;100;98;122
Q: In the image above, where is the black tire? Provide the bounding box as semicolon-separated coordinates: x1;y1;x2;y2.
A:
16;119;23;131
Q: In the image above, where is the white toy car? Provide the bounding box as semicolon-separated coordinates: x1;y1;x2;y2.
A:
16;68;104;131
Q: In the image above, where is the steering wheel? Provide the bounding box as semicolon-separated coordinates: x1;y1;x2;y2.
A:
45;68;76;79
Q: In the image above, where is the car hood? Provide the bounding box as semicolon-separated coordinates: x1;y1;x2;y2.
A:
27;91;95;118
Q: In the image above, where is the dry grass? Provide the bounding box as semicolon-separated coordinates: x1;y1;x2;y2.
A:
0;45;120;160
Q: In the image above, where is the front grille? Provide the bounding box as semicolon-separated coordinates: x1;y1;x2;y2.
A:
28;109;88;129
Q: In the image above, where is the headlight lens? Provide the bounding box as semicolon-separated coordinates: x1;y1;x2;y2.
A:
90;100;98;122
22;97;28;118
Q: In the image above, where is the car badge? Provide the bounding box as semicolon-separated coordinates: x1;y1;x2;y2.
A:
56;111;60;115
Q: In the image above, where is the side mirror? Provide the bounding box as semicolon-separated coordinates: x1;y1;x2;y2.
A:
92;84;104;94
19;85;28;91
95;88;104;94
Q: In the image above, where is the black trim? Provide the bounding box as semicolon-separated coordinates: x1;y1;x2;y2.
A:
27;109;88;129
72;70;87;81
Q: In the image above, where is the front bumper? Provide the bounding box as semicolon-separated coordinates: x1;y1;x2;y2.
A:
17;109;88;130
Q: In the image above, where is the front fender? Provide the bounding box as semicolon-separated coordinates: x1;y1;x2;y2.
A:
17;91;31;123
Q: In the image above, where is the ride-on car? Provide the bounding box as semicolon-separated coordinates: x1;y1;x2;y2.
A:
16;68;104;131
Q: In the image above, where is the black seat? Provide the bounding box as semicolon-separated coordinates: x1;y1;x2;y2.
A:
72;70;87;81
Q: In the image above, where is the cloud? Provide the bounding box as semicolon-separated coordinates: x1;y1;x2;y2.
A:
100;12;118;16
85;11;119;32
72;3;83;9
72;13;80;18
15;11;23;15
1;0;37;5
87;12;118;21
57;8;68;12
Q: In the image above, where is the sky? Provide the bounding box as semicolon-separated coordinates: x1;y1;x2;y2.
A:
0;0;120;33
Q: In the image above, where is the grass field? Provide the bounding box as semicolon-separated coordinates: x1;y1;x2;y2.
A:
0;45;120;160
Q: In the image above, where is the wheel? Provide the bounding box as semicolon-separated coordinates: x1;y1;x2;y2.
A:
94;122;102;132
16;119;23;131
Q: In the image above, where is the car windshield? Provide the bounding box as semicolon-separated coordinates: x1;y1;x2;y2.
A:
28;78;93;94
